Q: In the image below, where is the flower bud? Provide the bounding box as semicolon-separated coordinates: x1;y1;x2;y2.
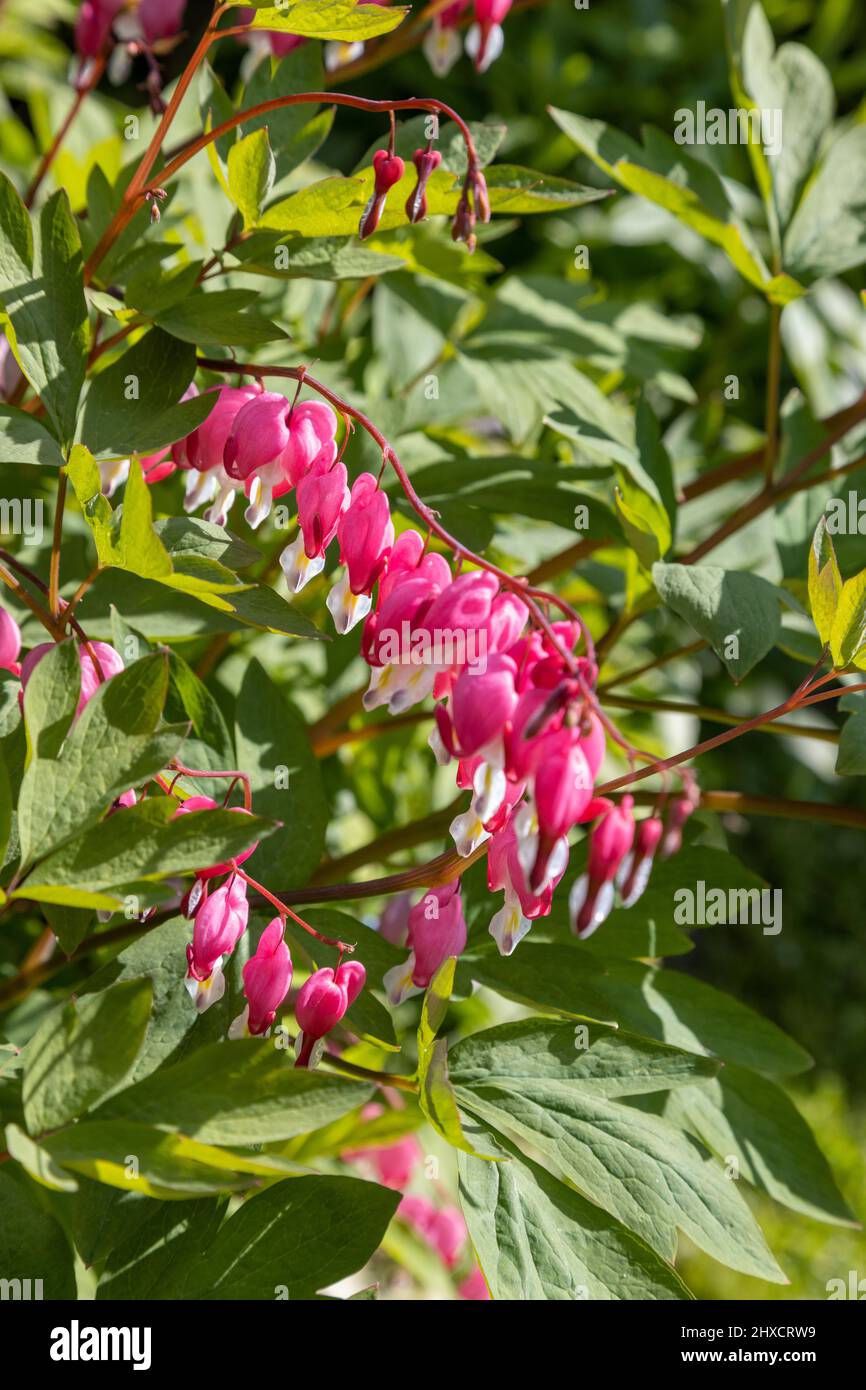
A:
451;191;476;252
359;149;405;240
185;874;249;1008
294;960;366;1067
231;917;293;1037
467;164;491;223
0;606;22;674
617;814;663;909
405;147;442;224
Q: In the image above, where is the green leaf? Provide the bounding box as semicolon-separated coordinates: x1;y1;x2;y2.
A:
227;127;275;230
416;957;491;1156
450;1018;720;1099
40;1121;294;1198
3;1124;79;1192
0;404;65;466
21;636;80;762
589;960;812;1077
18;797;276;901
736;3;835;232
652;561;784;681
261;164;606;238
153;516;261;571
829;565;866;669
99;1037;372;1145
153;289;288;348
665;1064;856;1227
808;515;841;649
835;703;866;775
80;328;216;456
94;1198;224;1298
234;658;327;888
457;1120;692;1300
157;1174;401;1299
231;232;405;281
22;978;153;1136
237;1;409;42
91;1198;223;1298
0;177;88;444
0;744;10;869
548;107;803;304
454;1045;785;1280
17;650;185;866
784;127;866;281
0;1169;76;1298
80;915;200;1083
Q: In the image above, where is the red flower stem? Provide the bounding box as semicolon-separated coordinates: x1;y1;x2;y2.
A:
85;72;479;282
153;94;478;195
232;864;356;954
170;760;252;811
594;669;835;796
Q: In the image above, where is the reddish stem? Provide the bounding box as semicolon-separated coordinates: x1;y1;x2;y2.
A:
232;864;356;954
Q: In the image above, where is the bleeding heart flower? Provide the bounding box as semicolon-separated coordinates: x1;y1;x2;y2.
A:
229;916;293;1037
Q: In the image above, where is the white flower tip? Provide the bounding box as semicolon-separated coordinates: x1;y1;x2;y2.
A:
228;1005;250;1040
489;903;531;957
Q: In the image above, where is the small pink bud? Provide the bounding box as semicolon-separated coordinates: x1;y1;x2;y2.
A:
296;457;349;559
0;606;22;674
659;789;698;859
408;883;467;988
337;473;394;595
467;164;491;223
405;146;442;223
451;191;476;251
294;961;365;1066
359;149;405;240
617;814;663;909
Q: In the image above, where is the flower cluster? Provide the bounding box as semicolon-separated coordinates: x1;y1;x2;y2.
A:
177;794;366;1064
424;0;514;77
0;601;367;1065
139;379;689;986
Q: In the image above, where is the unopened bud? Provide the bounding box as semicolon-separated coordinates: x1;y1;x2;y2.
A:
359;149;405;240
468;163;491;223
405;147;442;224
451;191;476;252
